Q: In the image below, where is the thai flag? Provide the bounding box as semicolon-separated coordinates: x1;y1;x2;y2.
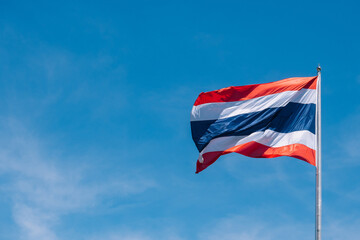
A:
191;76;318;173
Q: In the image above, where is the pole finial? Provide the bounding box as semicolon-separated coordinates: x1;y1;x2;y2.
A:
317;65;321;73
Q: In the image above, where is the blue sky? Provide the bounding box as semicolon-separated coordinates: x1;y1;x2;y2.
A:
0;1;359;239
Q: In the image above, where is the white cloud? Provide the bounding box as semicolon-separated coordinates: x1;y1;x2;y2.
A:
91;231;152;240
198;215;311;240
324;218;360;240
89;227;184;240
0;26;154;240
13;204;58;240
0;118;156;240
198;214;360;240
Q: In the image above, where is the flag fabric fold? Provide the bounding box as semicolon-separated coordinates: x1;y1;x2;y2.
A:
191;77;318;173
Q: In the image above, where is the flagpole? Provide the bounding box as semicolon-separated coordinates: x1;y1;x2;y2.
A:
316;65;322;240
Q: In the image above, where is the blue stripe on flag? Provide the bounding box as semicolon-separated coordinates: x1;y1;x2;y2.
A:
191;102;315;152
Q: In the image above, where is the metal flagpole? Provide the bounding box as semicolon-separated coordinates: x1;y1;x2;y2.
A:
316;65;322;240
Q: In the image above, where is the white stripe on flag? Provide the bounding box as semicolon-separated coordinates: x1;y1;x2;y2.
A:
199;129;315;159
191;88;316;121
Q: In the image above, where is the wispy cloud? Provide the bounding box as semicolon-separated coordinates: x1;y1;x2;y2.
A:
0;25;159;240
0;118;156;240
197;214;360;240
89;226;184;240
197;215;311;240
0;25;129;123
12;204;58;240
324;217;360;240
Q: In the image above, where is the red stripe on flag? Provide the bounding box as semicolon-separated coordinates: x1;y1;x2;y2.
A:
194;77;317;106
196;142;316;173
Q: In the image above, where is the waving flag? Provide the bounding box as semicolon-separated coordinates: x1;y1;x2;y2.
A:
191;76;318;173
